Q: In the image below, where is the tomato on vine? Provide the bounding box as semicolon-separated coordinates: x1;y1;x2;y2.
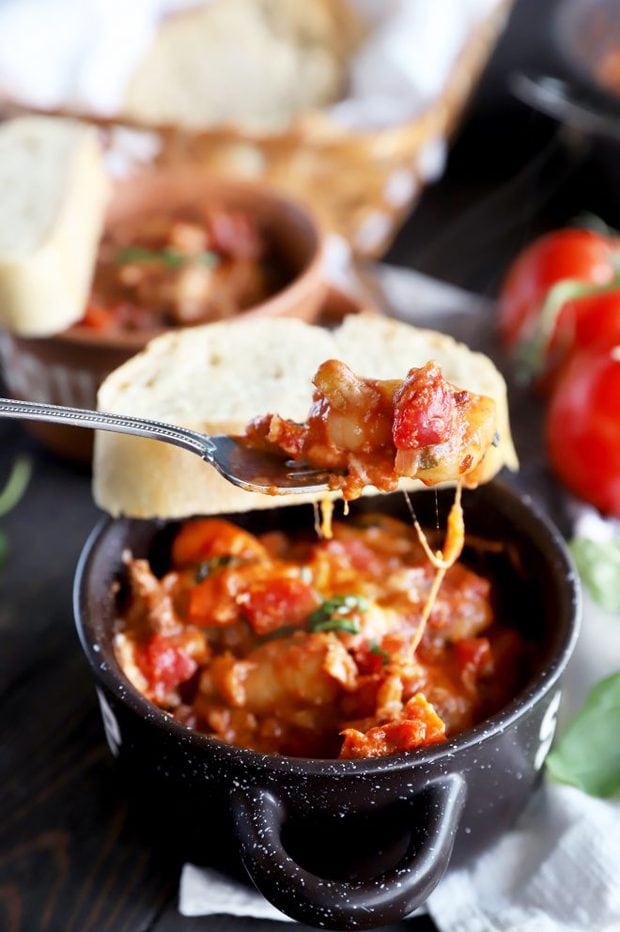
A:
498;228;617;350
546;346;620;517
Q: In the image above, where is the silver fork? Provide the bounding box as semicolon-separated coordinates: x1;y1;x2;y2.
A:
0;397;334;495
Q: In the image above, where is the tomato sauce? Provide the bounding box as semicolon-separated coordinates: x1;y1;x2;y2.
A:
245;360;498;500
114;514;530;759
81;207;289;332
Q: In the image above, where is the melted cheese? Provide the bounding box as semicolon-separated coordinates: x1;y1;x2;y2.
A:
313;497;335;540
406;482;465;656
320;497;335;539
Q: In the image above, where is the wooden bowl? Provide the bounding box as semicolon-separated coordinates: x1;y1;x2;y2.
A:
0;170;327;461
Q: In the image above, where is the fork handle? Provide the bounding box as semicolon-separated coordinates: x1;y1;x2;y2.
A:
0;397;217;461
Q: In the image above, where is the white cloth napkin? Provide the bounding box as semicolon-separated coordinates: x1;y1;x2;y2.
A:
0;0;503;130
177;265;620;929
426;584;620;932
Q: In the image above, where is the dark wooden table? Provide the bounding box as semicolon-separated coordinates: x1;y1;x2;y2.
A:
0;0;612;928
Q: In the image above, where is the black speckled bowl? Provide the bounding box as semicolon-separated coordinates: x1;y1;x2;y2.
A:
74;482;580;930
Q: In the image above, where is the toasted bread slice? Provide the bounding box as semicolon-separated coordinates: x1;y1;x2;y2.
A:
93;314;517;518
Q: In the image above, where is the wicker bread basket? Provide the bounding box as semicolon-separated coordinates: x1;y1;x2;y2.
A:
148;0;512;257
0;1;511;258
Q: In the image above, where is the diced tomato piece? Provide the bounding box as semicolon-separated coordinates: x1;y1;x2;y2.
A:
245;414;307;458
81;303;116;330
321;537;383;575
172;518;266;567
490;628;527;671
188;573;240;627
207;209;262;260
355;642;389;676
136;634;197;694
392;363;457;450
339;693;445;758
238;577;319;636
455;638;493;676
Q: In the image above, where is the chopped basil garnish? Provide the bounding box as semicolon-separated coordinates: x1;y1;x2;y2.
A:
116;245;158;265
368;639;390;665
116;246;219;269
307;594;368;635
310;617;360;635
546;671;620;797
258;593;368;642
195;554;236;582
258;624;303;644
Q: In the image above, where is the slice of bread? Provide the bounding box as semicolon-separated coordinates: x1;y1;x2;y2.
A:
0;116;109;337
93;314;518;518
121;0;363;132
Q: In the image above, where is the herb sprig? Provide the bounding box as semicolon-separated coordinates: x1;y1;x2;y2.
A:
260;593;369;643
116;246;219;270
0;456;33;569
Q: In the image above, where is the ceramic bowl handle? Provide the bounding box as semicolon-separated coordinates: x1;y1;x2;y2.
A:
231;772;466;930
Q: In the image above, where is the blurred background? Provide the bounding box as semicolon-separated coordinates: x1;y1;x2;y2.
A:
2;0;620;297
389;0;620;292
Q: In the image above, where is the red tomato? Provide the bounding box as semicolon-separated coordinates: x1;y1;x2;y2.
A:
188;572;240;626
136;634;197;694
172;518;266;566
392;363;456;449
340;694;445;759
454;637;492;676
551;289;620;361
81;303;116;330
238;577;319;636
547;347;620;516
498;229;616;347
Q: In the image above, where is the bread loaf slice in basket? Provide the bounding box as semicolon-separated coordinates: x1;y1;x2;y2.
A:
0;116;109;337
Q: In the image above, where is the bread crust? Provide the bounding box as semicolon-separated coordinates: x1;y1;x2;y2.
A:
93;314;517;518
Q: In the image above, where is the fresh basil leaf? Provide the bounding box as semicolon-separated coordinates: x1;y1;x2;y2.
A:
309;618;359;635
0;530;8;568
546;671;620;797
569;537;620;614
258;624;302;644
0;456;32;517
195;554;236;582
